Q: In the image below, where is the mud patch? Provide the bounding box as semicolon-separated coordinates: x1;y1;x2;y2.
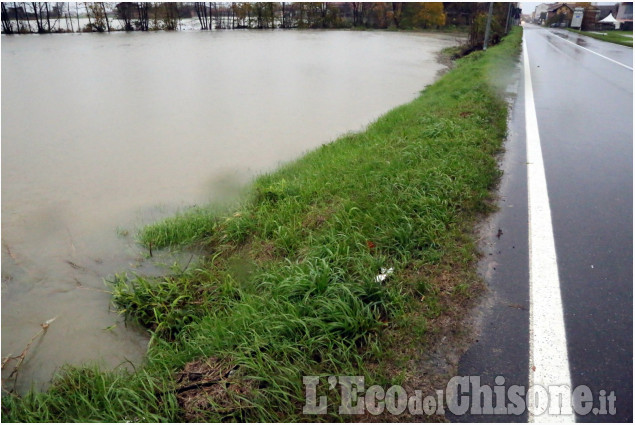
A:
175;357;256;421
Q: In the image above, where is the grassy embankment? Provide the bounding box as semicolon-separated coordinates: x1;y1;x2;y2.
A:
566;28;633;47
2;27;522;422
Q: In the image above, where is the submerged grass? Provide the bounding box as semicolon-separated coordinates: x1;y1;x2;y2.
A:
2;27;522;422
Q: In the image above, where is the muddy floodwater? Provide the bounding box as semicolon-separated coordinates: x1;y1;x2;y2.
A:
1;30;459;393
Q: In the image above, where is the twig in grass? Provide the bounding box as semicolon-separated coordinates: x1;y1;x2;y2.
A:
175;379;222;394
115;357;138;373
2;317;57;392
166;363;239;396
1;355;13;370
180;254;194;275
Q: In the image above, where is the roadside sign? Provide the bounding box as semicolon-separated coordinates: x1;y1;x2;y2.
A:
571;7;584;28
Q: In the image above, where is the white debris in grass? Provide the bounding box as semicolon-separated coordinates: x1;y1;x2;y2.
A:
374;267;394;283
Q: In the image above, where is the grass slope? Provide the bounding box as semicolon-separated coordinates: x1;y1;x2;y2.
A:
566;28;633;47
2;27;522;422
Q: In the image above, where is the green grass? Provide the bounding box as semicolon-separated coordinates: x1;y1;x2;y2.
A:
566;28;633;47
2;27;523;422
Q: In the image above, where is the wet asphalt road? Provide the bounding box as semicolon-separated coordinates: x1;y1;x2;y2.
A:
450;26;632;422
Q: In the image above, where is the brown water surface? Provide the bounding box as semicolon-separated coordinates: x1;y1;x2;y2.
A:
1;30;459;392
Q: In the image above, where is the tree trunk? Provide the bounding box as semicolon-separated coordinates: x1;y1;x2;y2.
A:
30;3;40;32
1;3;13;34
212;2;218;29
194;2;203;29
84;2;92;31
13;2;20;32
67;3;73;32
281;2;285;28
270;2;274;29
202;3;208;29
44;2;50;31
22;2;32;32
351;2;359;27
231;2;235;29
101;2;110;32
36;3;44;32
136;2;149;31
392;2;402;27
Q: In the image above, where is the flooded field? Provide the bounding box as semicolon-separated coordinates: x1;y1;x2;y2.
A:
1;30;459;393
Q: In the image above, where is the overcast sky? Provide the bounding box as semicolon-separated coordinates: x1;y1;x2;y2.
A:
520;2;541;14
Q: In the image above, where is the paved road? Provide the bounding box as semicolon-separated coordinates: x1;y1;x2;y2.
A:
450;25;632;422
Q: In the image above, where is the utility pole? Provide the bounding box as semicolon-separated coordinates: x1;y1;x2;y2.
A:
483;2;494;50
505;2;513;34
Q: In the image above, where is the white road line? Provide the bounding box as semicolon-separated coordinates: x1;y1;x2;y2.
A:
523;37;575;423
553;32;633;71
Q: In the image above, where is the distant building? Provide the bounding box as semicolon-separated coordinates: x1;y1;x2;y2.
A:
545;3;574;25
616;2;633;29
534;3;555;24
6;5;26;19
535;2;631;30
580;6;601;31
595;3;620;21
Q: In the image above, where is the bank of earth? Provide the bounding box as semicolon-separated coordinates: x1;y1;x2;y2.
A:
2;27;522;422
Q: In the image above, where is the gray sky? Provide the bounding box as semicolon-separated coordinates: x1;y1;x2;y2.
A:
520;2;541;15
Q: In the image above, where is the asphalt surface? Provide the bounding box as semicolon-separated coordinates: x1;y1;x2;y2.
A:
449;25;632;422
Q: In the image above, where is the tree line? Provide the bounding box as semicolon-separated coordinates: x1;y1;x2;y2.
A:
1;2;519;49
1;2;185;33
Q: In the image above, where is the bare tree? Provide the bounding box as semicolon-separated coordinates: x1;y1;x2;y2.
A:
350;2;360;27
30;2;45;32
1;3;14;34
115;2;135;31
51;2;68;31
84;2;93;30
44;2;51;31
136;2;149;31
101;2;111;32
253;2;274;29
230;1;235;29
151;2;159;30
160;2;179;30
392;2;403;27
45;2;65;32
211;1;220;29
67;2;74;32
13;2;23;33
83;2;110;32
85;1;111;32
21;2;33;32
194;2;210;29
